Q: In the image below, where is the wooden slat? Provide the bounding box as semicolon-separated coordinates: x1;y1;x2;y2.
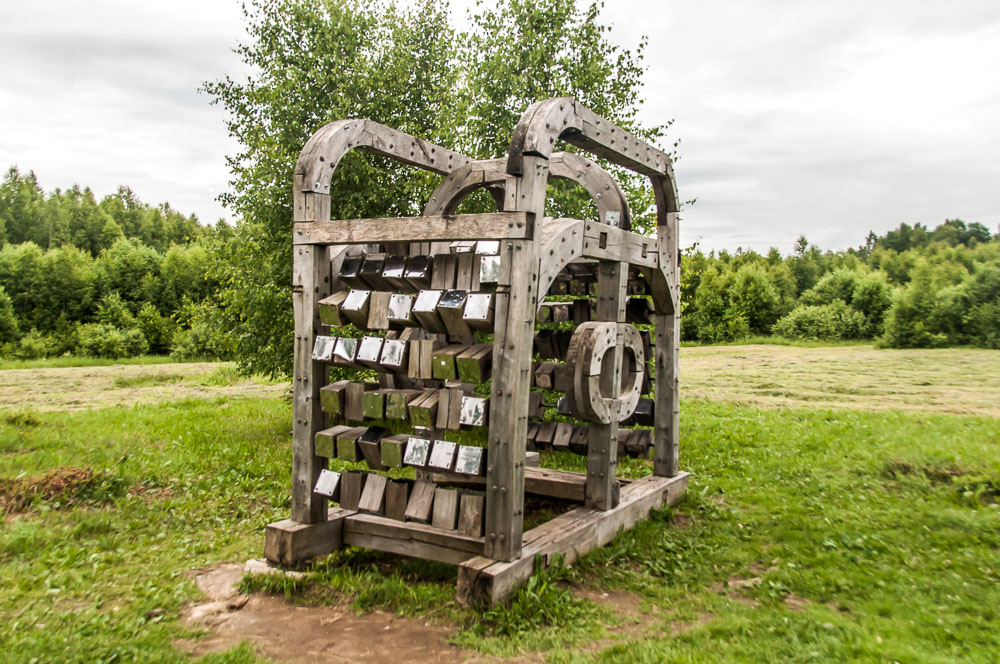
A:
428;466;593;504
294;213;533;245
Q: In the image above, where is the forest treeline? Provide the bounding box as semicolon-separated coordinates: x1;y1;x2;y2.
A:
683;220;999;349
1;164;997;360
0;167;232;359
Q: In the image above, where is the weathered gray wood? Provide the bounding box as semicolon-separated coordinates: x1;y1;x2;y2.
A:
358;473;388;514
505;98;673;179
456;472;688;606
264;507;353;566
405;480;436;523
483;155;546;561
429;466;590;503
385;480;410;521
458;493;485;537
343;511;483;564
294;212;533;245
339;471;365;511
585;259;628;510
431;488;460;530
291;244;332;524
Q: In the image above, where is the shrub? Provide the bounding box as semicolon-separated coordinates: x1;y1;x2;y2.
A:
772;299;867;341
881;269;946;348
77;323;149;358
15;329;56;359
0;286;17;343
135;303;175;354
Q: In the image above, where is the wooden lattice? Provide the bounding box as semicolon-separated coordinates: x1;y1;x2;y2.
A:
264;98;688;605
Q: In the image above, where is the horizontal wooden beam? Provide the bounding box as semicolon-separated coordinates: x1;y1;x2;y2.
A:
343;512;484;565
293;212;534;245
456;472;688;606
581;221;659;269
426;466;597;503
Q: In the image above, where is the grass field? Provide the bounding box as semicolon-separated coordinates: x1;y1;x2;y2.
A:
1;346;998;663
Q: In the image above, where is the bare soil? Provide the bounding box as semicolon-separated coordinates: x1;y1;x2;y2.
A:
180;564;467;664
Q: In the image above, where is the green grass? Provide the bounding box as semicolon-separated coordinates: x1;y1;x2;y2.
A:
1;390;999;661
0;355;185;371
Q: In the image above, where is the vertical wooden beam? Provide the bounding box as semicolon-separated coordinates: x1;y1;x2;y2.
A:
292;244;332;523
586;260;628;509
484;156;544;561
654;207;680;477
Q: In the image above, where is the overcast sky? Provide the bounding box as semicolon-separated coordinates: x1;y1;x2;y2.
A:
1;0;998;253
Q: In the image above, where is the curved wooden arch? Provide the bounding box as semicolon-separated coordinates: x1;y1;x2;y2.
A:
423;152;631;229
293;119;472;223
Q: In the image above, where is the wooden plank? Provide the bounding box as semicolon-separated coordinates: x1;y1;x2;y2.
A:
430;466;588;503
342;512;484;564
431;488;460;530
458;493;485;537
358;473;388;514
456;472;689;606
339;471;365;511
385;480;410;521
405;480;436;523
264;507;353;566
294;212;533;245
367;291;392;330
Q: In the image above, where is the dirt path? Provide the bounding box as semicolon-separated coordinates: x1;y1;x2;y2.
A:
0;362;287;412
180;564;524;664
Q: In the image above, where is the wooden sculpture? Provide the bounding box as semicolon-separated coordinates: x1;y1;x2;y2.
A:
264;98;689;606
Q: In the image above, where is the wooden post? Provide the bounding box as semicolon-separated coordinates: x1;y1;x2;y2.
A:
291;243;332;524
654;207;680;477
585;260;628;509
484;156;543;561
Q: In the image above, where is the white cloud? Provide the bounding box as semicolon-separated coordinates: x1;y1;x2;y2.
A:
1;0;997;250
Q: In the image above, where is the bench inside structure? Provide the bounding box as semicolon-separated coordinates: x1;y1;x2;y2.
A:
265;97;687;606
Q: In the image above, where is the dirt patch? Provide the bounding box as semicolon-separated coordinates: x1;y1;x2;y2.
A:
709;575;763;607
669;612;714;636
0;362;286;413
180;564;466;664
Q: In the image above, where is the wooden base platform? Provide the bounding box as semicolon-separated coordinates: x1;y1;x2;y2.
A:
264;471;688;605
456;472;688;605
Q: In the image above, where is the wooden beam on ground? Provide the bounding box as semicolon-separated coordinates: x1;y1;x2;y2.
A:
456;472;688;607
264;507;354;567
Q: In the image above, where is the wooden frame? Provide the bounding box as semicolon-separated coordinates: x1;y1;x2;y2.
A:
266;98;685;606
